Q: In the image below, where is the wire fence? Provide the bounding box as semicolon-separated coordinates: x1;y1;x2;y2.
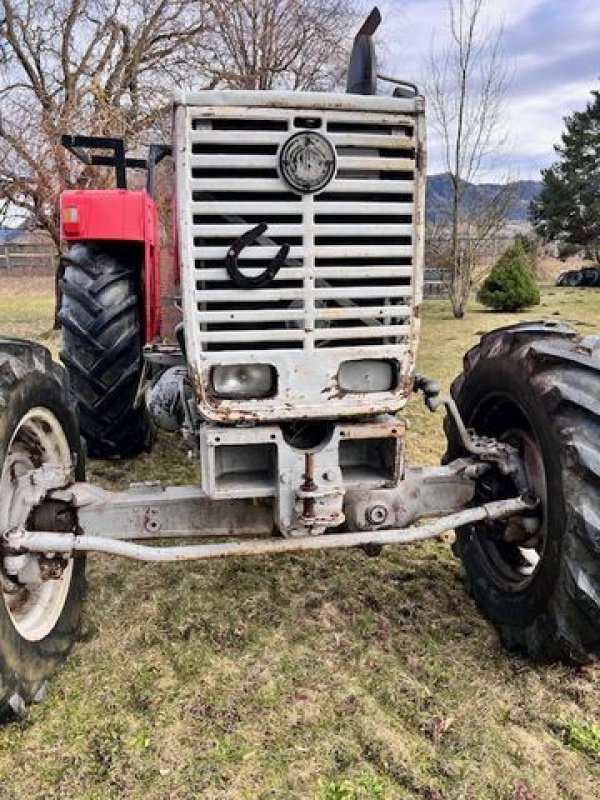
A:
423;269;451;298
0;241;56;272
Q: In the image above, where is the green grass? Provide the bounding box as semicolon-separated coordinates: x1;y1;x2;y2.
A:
319;773;386;799
559;718;600;759
0;279;599;799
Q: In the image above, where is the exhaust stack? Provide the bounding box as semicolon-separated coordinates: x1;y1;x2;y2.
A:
346;7;381;96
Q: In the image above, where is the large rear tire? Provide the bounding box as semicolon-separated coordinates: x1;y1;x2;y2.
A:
445;322;599;663
59;243;153;459
0;339;86;720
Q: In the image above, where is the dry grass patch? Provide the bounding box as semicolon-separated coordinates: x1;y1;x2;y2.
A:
0;282;598;799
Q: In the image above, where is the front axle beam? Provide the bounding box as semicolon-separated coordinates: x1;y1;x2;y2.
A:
6;496;532;562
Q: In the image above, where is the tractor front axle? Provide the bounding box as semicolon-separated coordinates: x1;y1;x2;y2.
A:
4;496;533;564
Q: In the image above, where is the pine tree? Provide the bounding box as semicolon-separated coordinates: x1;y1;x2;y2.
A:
477;241;540;311
531;88;600;261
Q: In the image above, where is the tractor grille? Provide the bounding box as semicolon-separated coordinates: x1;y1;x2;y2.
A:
176;91;425;422
188;109;417;351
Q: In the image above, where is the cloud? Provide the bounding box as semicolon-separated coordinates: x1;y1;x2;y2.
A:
370;0;600;180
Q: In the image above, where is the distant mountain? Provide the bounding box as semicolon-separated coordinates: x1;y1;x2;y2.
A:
426;174;542;223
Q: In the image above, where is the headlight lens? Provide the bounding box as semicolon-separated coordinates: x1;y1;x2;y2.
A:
211;364;276;399
338;360;396;393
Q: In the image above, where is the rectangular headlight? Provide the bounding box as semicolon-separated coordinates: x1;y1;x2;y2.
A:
338;360;396;393
211;364;276;399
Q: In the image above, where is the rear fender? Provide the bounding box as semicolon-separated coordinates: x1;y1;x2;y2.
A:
60;189;161;342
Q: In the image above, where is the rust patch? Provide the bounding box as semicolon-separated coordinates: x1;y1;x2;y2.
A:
300;453;318;519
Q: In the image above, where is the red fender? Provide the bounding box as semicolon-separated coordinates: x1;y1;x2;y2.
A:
60;189;161;342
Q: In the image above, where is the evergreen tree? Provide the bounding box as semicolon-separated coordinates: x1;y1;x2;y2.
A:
531;89;600;261
478;241;540;311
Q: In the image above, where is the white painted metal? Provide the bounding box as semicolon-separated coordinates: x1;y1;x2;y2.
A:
12;497;530;562
0;408;74;642
174;89;424;115
174;90;426;423
199;418;404;498
69;483;274;539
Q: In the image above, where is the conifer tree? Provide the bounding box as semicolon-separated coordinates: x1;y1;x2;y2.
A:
478;241;540;311
531;89;600;260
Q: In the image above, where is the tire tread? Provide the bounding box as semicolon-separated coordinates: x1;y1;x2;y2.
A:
0;339;85;720
447;321;599;663
59;243;152;458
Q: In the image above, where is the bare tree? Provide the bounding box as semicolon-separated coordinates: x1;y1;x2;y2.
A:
203;0;356;91
0;0;355;245
425;0;510;318
0;0;214;244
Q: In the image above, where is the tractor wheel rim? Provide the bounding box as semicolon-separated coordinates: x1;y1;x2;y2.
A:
482;424;548;591
467;391;549;592
1;407;74;642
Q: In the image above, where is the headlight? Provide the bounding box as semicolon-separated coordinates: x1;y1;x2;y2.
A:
211;364;276;399
338;360;396;393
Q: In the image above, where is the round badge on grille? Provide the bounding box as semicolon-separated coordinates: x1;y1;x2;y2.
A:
278;131;337;194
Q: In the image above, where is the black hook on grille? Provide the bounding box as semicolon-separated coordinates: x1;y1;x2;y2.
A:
225;223;289;289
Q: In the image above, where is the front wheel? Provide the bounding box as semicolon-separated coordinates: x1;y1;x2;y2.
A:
0;339;86;719
445;322;599;663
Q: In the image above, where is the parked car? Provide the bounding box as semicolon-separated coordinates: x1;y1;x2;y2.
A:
556;266;600;287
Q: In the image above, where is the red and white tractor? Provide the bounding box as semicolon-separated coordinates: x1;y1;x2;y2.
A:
1;9;598;718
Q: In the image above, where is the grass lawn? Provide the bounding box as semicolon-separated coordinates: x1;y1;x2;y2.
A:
0;276;598;800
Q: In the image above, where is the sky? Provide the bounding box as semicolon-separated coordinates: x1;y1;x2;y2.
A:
375;0;600;182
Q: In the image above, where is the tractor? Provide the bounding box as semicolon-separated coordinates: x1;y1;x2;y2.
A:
1;9;598;719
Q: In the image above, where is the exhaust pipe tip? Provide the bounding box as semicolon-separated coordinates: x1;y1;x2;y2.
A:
346;7;382;96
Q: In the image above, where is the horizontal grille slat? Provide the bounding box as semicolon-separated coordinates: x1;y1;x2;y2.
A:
193;245;305;260
314;325;411;341
190;131;288;145
191;154;278;169
314;245;413;259
314;224;412;236
191;178;292;192
193;224;303;237
316;305;411;321
337;156;415;172
319;179;413;194
194;265;414;282
195;288;305;302
194;267;306;282
324;112;415;127
313;266;413;279
191;201;412;216
314;202;413;215
185;103;419;357
192;201;302;215
194;223;412;238
193;114;289;130
200;308;306;323
190;178;413;194
327;133;415;149
313;286;411;300
193;284;412;303
198;328;304;343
